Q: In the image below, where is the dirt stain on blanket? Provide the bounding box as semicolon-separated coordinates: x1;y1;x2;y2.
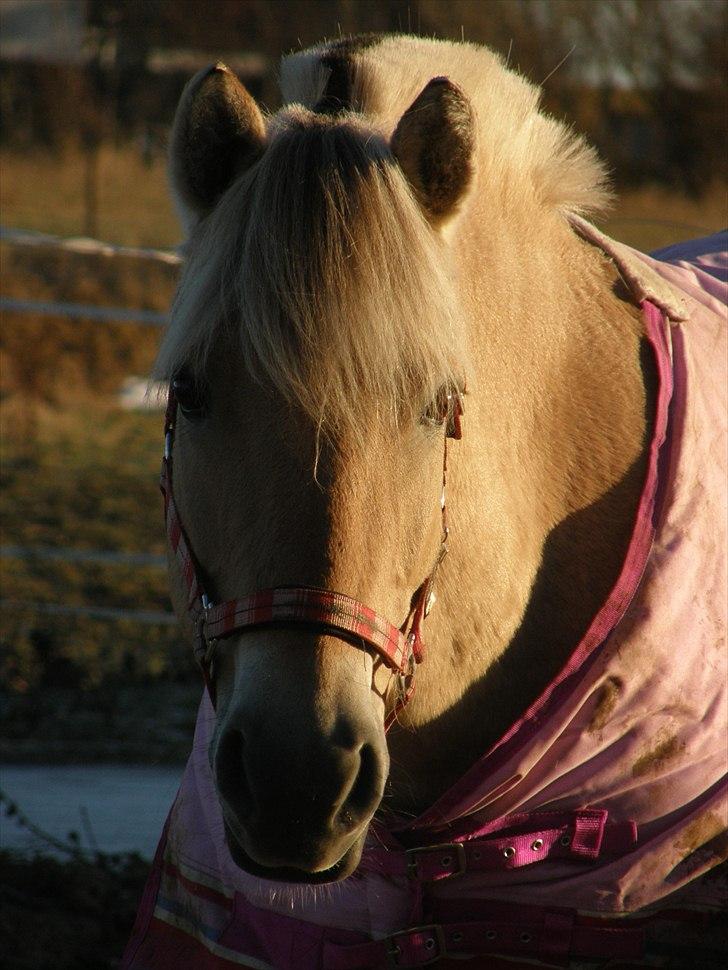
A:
665;812;728;884
588;676;623;733
675;812;725;856
631;729;685;778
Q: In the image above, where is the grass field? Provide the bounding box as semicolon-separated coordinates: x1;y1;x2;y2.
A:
0;406;188;686
0;145;181;249
0;234;180;696
600;181;727;252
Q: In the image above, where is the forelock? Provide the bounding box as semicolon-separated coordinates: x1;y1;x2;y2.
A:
156;108;468;443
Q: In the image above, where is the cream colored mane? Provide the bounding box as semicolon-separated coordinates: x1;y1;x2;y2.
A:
156;36;610;440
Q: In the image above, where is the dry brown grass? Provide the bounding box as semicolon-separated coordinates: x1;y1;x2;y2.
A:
0;144;180;248
0;402;188;692
599;181;727;251
0;240;181;693
0;242;177;408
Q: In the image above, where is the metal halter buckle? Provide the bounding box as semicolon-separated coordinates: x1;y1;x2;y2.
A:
395;646;417;702
386;924;447;967
406;841;467;881
196;595;217;668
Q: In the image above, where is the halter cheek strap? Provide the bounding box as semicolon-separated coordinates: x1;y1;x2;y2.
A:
161;384;459;722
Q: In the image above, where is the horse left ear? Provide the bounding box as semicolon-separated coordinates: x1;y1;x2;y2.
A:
169;63;266;230
391;77;475;227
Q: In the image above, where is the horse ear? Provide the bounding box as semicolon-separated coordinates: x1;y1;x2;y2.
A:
169;63;266;228
391;77;475;227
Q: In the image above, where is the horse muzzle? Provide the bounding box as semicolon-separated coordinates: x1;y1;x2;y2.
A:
213;682;389;882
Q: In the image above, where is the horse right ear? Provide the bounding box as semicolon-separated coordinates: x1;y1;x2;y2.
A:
391;77;475;228
169;63;266;230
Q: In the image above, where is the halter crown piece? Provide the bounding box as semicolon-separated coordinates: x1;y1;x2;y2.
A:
161;383;462;725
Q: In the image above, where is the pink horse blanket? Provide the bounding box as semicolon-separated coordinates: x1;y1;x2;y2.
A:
123;231;727;969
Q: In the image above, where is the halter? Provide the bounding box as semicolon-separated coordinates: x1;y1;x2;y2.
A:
161;383;462;726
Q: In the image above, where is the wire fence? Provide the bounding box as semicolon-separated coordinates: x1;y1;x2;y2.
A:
0;296;168;327
1;228;175;635
0;226;182;265
1;545;166;567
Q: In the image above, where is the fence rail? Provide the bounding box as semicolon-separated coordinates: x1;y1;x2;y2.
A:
2;227;177;637
0;296;168;327
1;545;166;568
1;600;177;626
0;225;182;265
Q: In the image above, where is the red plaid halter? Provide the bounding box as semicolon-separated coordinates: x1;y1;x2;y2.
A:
161;384;461;725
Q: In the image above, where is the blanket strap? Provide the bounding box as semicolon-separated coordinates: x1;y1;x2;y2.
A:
362;808;637;882
323;911;644;968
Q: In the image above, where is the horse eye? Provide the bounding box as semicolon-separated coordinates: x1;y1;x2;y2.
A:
172;370;206;419
422;385;464;439
422;387;450;428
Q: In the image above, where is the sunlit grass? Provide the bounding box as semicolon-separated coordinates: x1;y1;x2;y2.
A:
1;407;162;551
0;404;189;691
0;241;175;405
599;181;727;251
0;144;181;248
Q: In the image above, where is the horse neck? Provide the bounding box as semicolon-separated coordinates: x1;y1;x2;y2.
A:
385;205;657;815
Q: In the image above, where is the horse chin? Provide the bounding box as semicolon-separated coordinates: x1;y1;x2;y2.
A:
223;821;366;884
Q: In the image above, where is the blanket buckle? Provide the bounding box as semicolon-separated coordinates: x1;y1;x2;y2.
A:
406;841;466;880
386;924;447;966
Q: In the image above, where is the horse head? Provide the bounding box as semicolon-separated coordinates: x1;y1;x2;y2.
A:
157;43;653;885
159;62;477;881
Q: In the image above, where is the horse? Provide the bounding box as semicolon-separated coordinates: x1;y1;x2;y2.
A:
123;35;727;970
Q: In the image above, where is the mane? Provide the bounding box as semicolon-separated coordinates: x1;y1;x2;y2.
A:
156;36;610;438
156;108;468;440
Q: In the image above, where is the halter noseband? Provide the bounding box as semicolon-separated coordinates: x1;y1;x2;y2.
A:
161;384;461;726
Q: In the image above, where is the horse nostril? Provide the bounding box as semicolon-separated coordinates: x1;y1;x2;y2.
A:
337;743;380;832
215;728;254;820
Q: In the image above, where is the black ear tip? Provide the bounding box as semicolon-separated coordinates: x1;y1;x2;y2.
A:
170;62;265;226
425;77;471;112
426;76;464;96
192;63;232;86
391;75;476;226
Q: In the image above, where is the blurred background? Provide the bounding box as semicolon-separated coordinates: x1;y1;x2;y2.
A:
0;1;725;966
